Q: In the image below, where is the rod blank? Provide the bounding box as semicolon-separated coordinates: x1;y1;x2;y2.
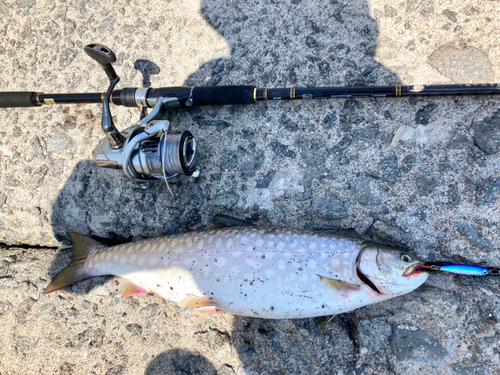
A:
1;83;500;108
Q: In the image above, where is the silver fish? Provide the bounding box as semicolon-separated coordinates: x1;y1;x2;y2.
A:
45;218;428;319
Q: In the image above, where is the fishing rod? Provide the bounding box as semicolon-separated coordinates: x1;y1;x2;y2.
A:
1;43;500;186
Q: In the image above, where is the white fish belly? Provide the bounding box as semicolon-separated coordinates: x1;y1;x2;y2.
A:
86;228;389;319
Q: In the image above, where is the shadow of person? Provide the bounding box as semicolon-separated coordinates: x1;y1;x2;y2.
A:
145;349;217;375
182;1;399;372
48;0;400;370
49;0;399;279
163;0;402;215
185;0;399;87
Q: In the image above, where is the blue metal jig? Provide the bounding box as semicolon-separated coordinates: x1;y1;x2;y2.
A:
435;264;490;276
418;264;500;276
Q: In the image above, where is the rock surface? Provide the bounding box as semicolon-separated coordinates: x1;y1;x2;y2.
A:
1;0;500;374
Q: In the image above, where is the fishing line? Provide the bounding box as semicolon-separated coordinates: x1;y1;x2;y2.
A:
200;157;500;177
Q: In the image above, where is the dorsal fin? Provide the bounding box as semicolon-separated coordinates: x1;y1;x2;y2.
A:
204;215;254;230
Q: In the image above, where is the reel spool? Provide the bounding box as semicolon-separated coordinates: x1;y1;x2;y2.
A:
127;130;198;181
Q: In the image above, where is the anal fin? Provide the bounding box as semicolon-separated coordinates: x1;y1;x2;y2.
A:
181;294;224;315
194;306;225;315
120;279;149;298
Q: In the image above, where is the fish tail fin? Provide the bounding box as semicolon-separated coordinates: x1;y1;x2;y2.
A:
44;233;105;293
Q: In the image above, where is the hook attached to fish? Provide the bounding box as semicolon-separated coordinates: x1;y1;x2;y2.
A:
416;264;500;276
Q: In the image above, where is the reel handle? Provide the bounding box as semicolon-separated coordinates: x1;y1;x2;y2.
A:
84;43;124;149
84;44;118;81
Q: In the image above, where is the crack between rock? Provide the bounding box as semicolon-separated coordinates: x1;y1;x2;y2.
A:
339;313;360;357
0;242;59;250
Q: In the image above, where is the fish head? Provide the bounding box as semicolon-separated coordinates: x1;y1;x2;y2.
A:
357;244;428;296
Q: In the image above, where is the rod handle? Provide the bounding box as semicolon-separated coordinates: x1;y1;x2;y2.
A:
0;92;37;108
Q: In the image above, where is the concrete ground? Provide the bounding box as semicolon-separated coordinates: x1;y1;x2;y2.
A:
1;0;500;374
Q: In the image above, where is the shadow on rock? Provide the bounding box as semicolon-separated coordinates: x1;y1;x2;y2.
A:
48;159;205;294
185;0;399;87
188;1;397;370
145;349;217;375
133;59;161;119
230;315;357;374
47;0;400;370
134;59;160;88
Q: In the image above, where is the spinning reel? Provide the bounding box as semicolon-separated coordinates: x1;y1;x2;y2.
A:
84;44;199;184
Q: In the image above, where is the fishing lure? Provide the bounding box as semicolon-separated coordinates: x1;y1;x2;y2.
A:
417;264;500;276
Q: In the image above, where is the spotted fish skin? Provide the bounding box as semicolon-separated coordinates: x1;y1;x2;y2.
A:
46;227;428;319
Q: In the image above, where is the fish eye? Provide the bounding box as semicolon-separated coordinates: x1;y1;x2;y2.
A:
400;254;411;263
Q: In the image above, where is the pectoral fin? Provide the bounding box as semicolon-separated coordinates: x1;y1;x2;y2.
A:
317;274;361;291
120;280;149;298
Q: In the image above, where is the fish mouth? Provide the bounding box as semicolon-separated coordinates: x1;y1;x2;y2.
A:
403;261;426;277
